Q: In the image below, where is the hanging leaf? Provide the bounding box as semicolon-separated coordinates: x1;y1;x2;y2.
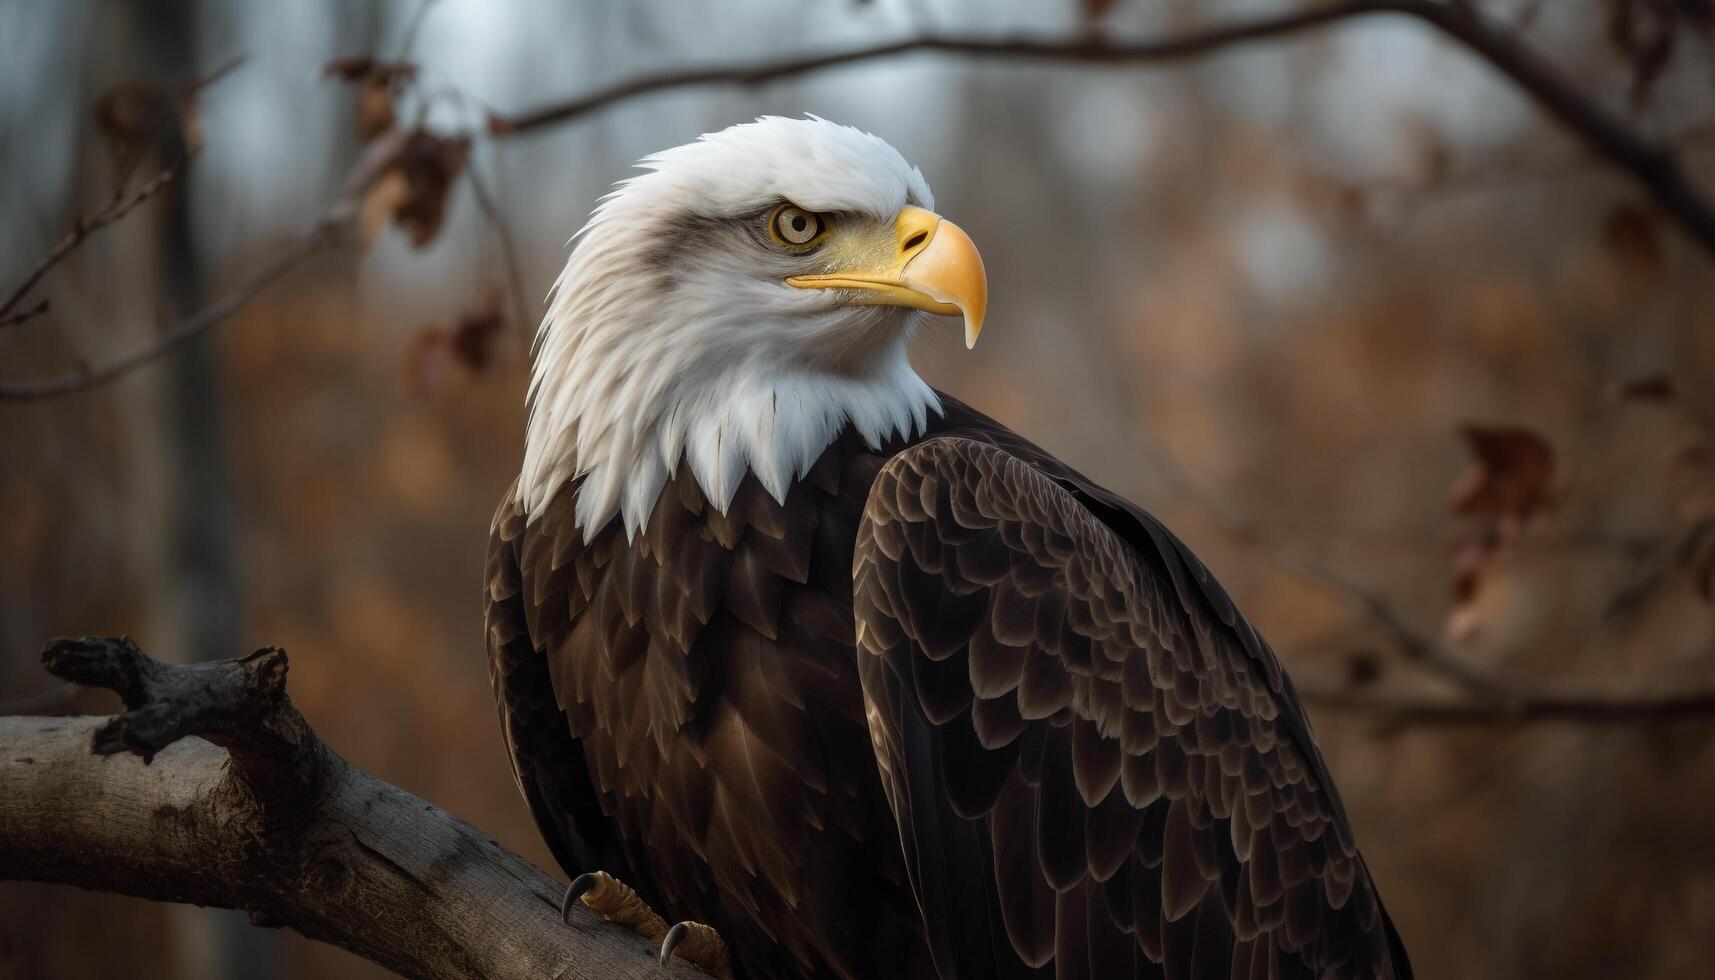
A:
404;291;506;392
360;170;412;246
1691;520;1715;602
1447;425;1558;528
323;57;416;141
356;129;470;249
1603;0;1687;108
91;59;240;191
93;83;169;188
1614;372;1676;401
1443;426;1556;644
1601;202;1664;276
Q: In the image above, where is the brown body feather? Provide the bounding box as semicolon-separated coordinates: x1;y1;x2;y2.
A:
486;395;1410;980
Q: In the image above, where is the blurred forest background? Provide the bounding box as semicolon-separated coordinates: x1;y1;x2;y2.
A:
3;0;1715;977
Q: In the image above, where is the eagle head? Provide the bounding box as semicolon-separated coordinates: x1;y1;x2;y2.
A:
521;116;987;540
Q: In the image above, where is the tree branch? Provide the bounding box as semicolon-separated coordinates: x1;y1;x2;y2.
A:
0;636;702;980
1390;0;1715;256
0;165;181;326
488;3;1388;135
492;0;1715;259
1299;675;1715;727
0;224;339;402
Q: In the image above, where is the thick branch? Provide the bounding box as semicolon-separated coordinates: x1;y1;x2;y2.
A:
0;637;701;980
494;0;1715;259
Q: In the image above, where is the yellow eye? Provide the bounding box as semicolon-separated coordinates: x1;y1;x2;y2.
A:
769;204;827;247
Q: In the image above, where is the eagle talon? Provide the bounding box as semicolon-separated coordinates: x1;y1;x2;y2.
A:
659;920;732;979
559;872;601;925
558;870;669;943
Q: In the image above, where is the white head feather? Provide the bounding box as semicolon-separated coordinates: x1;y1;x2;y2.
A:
520;116;943;539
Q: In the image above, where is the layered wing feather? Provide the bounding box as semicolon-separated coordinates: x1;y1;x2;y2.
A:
485;480;630;883
853;435;1410;980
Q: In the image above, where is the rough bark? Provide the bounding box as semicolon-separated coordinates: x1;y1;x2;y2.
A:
0;637;701;980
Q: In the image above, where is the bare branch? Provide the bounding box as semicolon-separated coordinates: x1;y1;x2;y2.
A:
1299;675;1715;727
0;299;49;331
465;158;533;347
184;53;249;97
0;165;180;323
0;224;339;403
1394;0;1715;256
492;0;1715;259
0;636;704;980
489;4;1388;135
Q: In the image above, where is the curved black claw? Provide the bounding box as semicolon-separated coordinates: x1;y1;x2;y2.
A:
659;921;689;965
560;872;603;925
658;920;732;978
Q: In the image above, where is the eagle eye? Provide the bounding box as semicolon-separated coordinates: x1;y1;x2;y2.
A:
768;204;828;248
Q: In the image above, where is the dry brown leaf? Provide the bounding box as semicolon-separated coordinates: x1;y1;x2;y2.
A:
1604;0;1682;108
322;56;416;86
1445;556;1522;646
1444;427;1556;643
1601;201;1664;276
1448;424;1558;529
1344;649;1382;687
357;77;396;141
360;170;411;247
175;91;205;158
403;292;506;392
394;131;469;247
323;56;381;81
357;130;470;249
322;58;415;141
93;83;168;187
93;73;216;191
1691;521;1715;603
1615;372;1676;401
1668;443;1714;485
448;303;504;371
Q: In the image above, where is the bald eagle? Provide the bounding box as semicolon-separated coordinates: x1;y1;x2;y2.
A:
486;117;1410;980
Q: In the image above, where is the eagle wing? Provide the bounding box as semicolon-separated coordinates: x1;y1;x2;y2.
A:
484;481;628;883
853;435;1410;980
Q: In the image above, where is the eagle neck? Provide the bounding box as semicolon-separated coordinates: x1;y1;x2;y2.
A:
521;331;939;543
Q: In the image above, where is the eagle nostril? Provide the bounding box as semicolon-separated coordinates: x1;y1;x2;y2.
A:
902;230;928;253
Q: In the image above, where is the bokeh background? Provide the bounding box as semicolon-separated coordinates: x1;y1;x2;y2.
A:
4;0;1715;977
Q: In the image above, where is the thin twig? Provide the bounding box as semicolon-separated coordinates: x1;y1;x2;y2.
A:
0;224;339;403
1349;124;1715;210
0;166;181;322
396;0;437;63
0;299;49;330
185;53;249;97
465;157;532;345
0;94;426;404
1300;677;1715;726
1394;0;1715;256
491;1;1715;259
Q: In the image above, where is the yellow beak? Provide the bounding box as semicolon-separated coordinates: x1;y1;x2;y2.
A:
787;206;988;349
